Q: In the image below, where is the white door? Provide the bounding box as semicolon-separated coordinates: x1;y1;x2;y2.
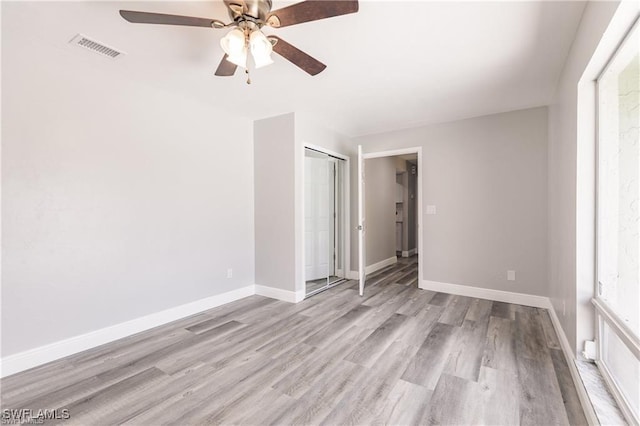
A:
305;152;330;281
358;145;366;296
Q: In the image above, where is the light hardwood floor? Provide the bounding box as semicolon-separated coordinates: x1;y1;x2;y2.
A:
1;257;587;425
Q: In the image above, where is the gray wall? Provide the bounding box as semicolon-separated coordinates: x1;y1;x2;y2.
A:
2;31;255;356
254;114;296;292
254;113;352;296
365;157;397;266
350;107;548;296
295;114;353;292
547;1;622;355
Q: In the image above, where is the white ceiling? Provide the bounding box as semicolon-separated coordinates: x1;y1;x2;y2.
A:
3;0;586;137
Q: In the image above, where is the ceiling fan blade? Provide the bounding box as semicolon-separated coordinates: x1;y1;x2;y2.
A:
266;0;358;28
119;10;224;28
269;36;326;76
215;54;238;76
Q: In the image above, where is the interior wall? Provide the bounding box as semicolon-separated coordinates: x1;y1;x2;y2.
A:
254;113;296;292
547;0;632;355
2;33;255;356
253;113;351;296
295;114;352;293
365;157;397;266
350;107;548;296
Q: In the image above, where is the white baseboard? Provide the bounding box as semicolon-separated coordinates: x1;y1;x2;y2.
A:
0;285;255;378
348;256;398;280
367;256;398;275
547;306;599;425
255;285;305;303
401;248;417;258
421;279;551;309
0;276;597;426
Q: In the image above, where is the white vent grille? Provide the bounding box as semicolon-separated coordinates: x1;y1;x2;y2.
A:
69;34;125;59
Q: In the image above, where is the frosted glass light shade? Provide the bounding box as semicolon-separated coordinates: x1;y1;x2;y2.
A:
249;30;274;69
226;50;247;68
221;28;247;68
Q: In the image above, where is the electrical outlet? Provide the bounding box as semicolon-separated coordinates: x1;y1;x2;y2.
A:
507;270;516;281
227;269;233;279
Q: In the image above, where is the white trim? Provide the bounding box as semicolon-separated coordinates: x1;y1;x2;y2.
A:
358;144;365;296
0;285;255;378
548;306;600;426
420;280;552;309
362;147;422;159
401;248;417;258
596;16;640;82
304;143;350;162
360;146;423;298
348;256;399;280
366;256;397;275
594;310;639;425
592;298;640;359
301;143;351;298
592;12;640;426
255;284;305;303
596;356;639;425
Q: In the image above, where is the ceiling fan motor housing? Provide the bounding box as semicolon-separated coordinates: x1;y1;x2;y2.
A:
228;0;273;24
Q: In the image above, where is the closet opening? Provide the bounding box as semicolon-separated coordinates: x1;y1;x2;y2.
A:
304;146;348;298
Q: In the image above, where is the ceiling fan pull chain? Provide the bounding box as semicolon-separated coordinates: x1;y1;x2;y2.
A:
245;68;251;85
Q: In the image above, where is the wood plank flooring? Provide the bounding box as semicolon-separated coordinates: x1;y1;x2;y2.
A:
1;256;587;425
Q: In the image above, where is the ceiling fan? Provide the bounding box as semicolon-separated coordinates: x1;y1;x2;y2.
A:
119;0;359;81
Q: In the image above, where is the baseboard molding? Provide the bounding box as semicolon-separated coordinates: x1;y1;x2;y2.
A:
367;256;398;275
401;248;417;258
0;276;598;426
547;306;599;425
421;279;551;309
347;256;398;280
255;285;305;303
0;285;255;378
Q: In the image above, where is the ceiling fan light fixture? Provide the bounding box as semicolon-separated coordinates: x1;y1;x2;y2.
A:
220;27;248;68
220;28;246;55
249;30;274;69
226;50;248;68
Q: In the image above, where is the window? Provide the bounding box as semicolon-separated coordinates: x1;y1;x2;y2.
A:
596;17;640;424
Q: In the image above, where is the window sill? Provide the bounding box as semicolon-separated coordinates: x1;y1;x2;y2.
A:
575;359;628;425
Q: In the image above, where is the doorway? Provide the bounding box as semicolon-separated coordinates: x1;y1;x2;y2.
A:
357;146;423;296
304;147;348;297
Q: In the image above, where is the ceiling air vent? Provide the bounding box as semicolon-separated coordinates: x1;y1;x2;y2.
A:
69;34;125;59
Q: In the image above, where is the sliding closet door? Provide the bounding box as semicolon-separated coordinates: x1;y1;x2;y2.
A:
331;159;345;283
305;147;348;297
305;149;331;292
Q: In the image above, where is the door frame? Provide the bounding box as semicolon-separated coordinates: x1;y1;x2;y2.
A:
301;143;351;296
360;146;423;294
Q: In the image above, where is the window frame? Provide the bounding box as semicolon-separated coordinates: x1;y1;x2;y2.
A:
594;16;640;425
